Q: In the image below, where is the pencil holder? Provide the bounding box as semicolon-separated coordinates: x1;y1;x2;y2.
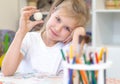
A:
63;61;112;84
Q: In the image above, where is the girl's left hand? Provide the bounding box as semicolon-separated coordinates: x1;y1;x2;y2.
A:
63;27;86;44
72;27;86;52
62;32;73;44
73;27;86;38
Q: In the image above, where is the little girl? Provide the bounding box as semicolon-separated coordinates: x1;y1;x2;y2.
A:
2;0;89;76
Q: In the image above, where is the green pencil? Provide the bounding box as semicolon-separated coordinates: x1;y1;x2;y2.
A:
60;49;66;60
83;53;90;84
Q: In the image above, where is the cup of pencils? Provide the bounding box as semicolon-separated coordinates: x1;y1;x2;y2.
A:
62;47;112;84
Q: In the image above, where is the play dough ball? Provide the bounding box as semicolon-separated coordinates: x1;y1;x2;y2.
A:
34;12;43;21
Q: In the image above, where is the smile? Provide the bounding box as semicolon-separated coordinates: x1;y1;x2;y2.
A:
50;28;58;37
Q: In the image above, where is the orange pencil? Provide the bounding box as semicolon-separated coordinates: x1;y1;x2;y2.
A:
95;52;99;80
95;52;99;63
76;57;89;84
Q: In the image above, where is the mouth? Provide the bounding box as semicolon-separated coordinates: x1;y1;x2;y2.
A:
50;28;58;37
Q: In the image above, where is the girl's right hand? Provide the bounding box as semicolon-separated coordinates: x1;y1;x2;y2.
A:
18;6;44;34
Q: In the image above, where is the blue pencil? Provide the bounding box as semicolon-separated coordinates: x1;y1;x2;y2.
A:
68;56;76;84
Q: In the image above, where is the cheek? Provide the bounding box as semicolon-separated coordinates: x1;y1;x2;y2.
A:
46;21;51;28
46;17;56;27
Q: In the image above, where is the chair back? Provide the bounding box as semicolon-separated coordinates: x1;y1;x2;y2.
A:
0;29;15;56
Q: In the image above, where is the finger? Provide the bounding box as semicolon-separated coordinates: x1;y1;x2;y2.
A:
63;36;72;44
64;39;72;44
33;20;44;26
21;11;32;20
79;27;86;36
21;6;36;11
30;20;44;29
21;6;38;15
74;27;86;37
64;31;73;42
21;10;39;19
64;36;71;43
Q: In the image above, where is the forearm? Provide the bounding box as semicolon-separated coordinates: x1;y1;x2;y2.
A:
1;6;42;76
1;31;26;76
72;27;86;56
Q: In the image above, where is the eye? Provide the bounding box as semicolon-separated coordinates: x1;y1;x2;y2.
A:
64;26;71;32
55;16;61;23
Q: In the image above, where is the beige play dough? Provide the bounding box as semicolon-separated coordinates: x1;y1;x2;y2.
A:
34;12;43;21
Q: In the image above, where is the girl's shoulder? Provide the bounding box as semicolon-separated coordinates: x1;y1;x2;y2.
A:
26;31;40;36
25;31;41;39
23;31;41;43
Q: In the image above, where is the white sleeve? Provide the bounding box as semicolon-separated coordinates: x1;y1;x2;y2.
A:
20;33;31;57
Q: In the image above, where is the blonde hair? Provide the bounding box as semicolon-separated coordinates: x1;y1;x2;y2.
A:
41;0;89;32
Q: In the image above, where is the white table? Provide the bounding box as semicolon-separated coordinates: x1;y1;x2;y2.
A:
0;72;63;84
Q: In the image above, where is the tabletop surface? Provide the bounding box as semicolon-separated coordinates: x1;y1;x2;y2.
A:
0;72;120;84
0;72;63;84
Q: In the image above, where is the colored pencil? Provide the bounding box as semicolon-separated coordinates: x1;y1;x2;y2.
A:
76;57;89;84
60;49;66;60
69;56;76;84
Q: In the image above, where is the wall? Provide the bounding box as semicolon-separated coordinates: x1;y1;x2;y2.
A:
0;0;19;31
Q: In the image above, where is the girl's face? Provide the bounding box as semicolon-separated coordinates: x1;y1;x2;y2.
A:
45;9;77;43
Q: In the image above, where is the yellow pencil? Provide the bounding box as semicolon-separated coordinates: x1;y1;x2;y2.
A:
98;47;104;61
69;45;73;59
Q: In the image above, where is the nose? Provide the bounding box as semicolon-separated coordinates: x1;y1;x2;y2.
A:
54;24;63;32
